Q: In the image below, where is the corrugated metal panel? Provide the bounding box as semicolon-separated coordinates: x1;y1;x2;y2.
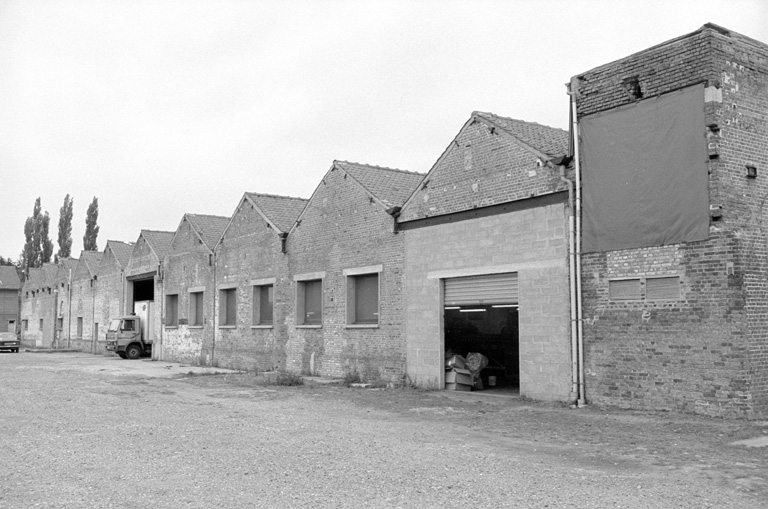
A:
609;279;641;300
646;276;680;300
444;273;518;305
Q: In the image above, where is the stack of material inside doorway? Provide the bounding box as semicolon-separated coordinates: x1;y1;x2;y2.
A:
444;273;519;391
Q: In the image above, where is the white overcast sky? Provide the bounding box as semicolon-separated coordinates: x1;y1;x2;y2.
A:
1;0;767;261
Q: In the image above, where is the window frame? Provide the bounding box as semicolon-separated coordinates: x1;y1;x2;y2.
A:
294;272;325;328
165;293;179;328
251;278;276;328
645;276;682;301
218;285;238;328
344;265;383;327
188;288;205;328
608;278;642;301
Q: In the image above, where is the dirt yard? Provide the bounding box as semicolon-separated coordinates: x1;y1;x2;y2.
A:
2;351;767;508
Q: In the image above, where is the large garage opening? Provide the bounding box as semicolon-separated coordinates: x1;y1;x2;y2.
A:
132;278;154;303
444;273;519;392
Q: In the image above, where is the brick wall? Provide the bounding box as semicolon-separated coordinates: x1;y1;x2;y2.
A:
401;119;567;222
96;251;125;348
162;218;216;366
214;201;291;372
69;261;97;352
285;167;408;382
576;26;768;417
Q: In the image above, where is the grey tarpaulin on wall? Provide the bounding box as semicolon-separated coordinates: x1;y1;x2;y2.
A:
580;84;709;253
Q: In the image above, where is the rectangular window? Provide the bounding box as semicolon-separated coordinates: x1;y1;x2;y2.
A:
347;273;379;324
189;291;204;326
57;317;63;331
298;279;322;325
646;276;681;300
77;317;83;338
94;322;99;341
39;319;43;331
165;294;179;327
252;284;274;326
220;288;237;326
23;319;28;331
608;279;641;301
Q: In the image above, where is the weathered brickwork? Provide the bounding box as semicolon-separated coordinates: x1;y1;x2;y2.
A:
285;164;416;382
214;197;296;371
401;115;568;221
67;252;102;352
162;216;225;366
576;25;768;418
95;242;130;344
19;265;58;348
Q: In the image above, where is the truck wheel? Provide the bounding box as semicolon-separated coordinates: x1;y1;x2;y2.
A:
125;344;142;360
117;352;127;359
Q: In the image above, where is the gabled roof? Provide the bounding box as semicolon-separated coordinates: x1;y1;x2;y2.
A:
245;193;308;233
106;240;134;269
185;214;230;251
0;266;20;290
291;160;423;233
400;111;568;217
80;251;103;278
473;112;568;159
140;230;175;261
334;161;425;209
42;263;58;286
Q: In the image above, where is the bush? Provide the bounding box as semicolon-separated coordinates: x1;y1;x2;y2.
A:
343;369;362;386
274;370;304;386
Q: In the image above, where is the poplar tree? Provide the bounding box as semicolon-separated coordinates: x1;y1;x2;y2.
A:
19;197;53;272
83;197;99;251
57;194;73;260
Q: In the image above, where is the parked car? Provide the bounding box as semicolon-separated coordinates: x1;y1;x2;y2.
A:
0;331;20;353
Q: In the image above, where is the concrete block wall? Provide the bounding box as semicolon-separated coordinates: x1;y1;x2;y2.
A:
404;203;571;400
214;203;291;372
162;219;217;366
286;167;408;382
576;25;768;417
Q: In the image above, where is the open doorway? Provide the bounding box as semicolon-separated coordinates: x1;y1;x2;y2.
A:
444;273;519;391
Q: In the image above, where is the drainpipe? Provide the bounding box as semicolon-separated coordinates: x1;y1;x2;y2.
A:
91;277;96;354
158;262;163;361
568;78;586;407
67;269;72;349
559;165;578;399
211;250;216;367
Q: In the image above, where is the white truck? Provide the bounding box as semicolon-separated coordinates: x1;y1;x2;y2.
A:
105;301;153;360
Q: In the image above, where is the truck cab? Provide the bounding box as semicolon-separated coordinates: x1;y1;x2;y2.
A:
106;315;151;359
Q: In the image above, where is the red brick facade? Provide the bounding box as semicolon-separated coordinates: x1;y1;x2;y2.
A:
576;25;768;417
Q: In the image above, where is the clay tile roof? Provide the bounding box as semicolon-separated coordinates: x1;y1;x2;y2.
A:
334;161;426;208
186;214;230;250
26;267;44;287
107;241;134;269
42;263;58;285
141;230;175;261
473;111;568;158
0;266;20;290
246;193;308;233
81;251;103;277
58;258;78;273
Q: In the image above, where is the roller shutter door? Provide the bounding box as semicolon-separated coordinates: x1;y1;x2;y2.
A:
444;273;518;306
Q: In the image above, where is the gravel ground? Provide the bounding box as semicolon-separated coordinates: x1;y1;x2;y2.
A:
1;351;767;508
